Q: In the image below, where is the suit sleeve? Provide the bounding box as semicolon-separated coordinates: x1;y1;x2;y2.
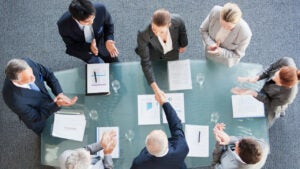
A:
211;136;240;169
219;35;251;60
103;155;114;169
162;102;184;138
103;6;114;41
200;7;217;47
85;142;103;154
177;16;188;48
258;57;296;80
136;30;156;85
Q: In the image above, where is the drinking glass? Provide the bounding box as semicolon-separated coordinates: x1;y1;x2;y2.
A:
125;129;135;143
89;109;98;121
196;73;205;87
210;112;220;124
111;80;120;95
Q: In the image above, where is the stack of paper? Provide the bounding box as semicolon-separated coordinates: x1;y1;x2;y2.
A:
86;63;110;95
96;127;119;158
162;93;185;123
137;95;160;125
185;124;209;157
52;113;86;141
232;95;265;118
168;60;192;91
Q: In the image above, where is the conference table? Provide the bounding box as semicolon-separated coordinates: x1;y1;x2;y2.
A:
41;60;268;168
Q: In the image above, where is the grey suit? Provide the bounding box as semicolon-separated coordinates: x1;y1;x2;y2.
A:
59;142;113;169
211;136;269;169
200;6;252;67
255;57;298;127
135;14;188;84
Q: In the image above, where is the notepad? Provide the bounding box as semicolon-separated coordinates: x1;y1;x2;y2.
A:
162;93;185;123
232;95;265;118
86;63;110;95
96;127;119;158
168;60;192;91
52;113;86;141
137;95;160;125
185;124;209;157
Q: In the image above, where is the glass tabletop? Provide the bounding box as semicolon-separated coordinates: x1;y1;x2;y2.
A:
41;60;268;168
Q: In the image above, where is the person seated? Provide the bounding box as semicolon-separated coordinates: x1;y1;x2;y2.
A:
231;57;299;128
130;91;189;169
59;130;117;169
211;123;269;169
2;58;77;135
57;0;119;63
200;3;252;67
135;8;188;95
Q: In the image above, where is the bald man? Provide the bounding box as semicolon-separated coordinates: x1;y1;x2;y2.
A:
130;91;189;169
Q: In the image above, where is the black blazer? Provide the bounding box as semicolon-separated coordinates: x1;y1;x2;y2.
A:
135;14;188;84
57;3;114;62
131;103;189;169
2;58;63;135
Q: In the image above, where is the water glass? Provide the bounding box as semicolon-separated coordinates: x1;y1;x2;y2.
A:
111;80;121;95
196;73;205;87
125;129;135;142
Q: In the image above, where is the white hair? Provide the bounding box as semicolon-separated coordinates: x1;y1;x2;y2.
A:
59;148;91;169
145;130;169;157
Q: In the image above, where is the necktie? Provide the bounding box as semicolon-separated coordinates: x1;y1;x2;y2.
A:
29;83;40;92
83;25;94;43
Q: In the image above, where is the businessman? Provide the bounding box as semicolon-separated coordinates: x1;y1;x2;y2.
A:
57;0;119;63
211;123;269;169
2;58;77;135
131;91;189;169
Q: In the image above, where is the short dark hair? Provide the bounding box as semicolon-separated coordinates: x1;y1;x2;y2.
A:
69;0;95;21
152;9;171;26
279;66;299;87
5;59;30;81
238;138;262;164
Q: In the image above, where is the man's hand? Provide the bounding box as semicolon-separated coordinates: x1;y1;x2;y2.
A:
155;90;167;105
54;93;78;107
213;123;230;145
231;87;258;97
100;130;117;155
105;40;119;57
237;76;259;83
179;47;186;53
90;39;99;56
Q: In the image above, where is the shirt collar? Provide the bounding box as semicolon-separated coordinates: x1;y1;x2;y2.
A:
12;81;30;89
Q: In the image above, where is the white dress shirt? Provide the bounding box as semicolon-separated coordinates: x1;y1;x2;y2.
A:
157;29;173;54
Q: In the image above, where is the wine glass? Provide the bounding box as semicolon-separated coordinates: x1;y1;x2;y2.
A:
111;80;120;95
196;73;205;87
89;109;98;121
125;129;135;143
210;112;220;124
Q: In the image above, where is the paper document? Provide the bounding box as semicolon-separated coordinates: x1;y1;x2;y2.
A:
86;63;110;94
232;95;265;118
52;113;86;141
185;124;209;157
168;60;192;91
96;127;119;158
137;95;160;125
162;93;185;123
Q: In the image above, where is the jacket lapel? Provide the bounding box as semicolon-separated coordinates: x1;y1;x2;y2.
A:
149;27;164;53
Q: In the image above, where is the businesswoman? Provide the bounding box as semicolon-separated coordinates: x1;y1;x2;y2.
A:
231;57;299;128
136;9;188;94
200;3;252;67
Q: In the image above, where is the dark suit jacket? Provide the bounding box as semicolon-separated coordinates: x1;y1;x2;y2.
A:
57;3;114;62
130;103;189;169
135;14;188;84
255;57;298;127
2;58;62;135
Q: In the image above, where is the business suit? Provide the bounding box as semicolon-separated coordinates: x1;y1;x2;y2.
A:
255;57;298;127
59;142;113;169
135;14;188;84
211;136;269;169
2;58;62;135
57;3;117;63
200;6;252;67
130;102;189;169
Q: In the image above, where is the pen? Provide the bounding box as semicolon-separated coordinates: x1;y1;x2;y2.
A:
198;131;201;143
93;71;97;83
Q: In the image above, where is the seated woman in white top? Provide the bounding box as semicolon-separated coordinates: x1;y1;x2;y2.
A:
200;3;252;67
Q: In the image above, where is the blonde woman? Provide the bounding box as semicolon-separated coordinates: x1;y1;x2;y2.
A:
200;3;252;67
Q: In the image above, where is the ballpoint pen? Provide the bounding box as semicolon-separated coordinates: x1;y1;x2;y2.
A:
198;131;201;143
94;71;97;83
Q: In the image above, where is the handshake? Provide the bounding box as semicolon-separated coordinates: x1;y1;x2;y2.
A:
54;93;78;107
